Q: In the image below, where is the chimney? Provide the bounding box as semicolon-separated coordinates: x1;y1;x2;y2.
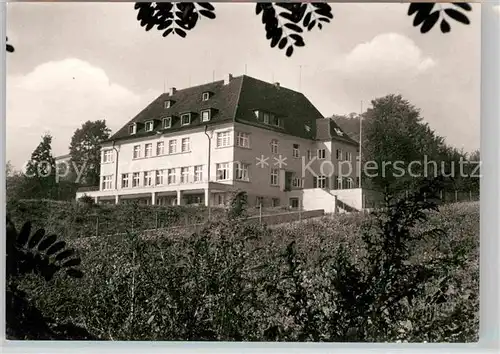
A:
274;82;280;88
224;73;233;85
169;87;176;96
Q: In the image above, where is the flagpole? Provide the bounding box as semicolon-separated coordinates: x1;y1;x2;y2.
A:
359;101;363;189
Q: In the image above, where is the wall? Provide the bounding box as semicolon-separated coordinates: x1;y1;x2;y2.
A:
328;188;363;210
232;122;317;207
287;188;337;214
100;123;235;191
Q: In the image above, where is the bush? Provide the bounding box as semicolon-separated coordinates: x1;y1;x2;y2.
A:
12;186;479;341
78;195;94;206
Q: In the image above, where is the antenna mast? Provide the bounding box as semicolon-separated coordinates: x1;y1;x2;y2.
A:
359;100;363;189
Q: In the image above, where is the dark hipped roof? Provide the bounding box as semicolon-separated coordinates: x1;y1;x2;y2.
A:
108;78;242;142
233;76;321;140
107;75;335;143
316;118;359;147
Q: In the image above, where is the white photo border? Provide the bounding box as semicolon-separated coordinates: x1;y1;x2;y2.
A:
0;1;498;353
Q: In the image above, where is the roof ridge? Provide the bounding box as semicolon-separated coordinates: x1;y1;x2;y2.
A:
237;74;302;94
167;79;225;94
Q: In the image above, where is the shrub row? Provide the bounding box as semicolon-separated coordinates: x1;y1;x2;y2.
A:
16;202;479;342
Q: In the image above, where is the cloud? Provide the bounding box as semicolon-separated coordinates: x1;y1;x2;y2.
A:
7;58;156;169
494;5;500;15
334;33;436;79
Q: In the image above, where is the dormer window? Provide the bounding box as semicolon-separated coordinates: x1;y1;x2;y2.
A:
164;100;173;109
201;109;211;122
181;113;191;126
202;92;211;101
145;120;154;132
163;117;172;129
263;112;270;124
129;123;137;135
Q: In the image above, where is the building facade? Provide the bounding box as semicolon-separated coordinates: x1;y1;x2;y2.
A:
76;74;363;210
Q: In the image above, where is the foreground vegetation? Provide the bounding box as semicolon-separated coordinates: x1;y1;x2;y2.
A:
8;186;479;341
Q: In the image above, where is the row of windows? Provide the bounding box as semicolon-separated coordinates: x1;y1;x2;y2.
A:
315;149;352;161
312;176;355;189
103;143;355;163
129;110;214;135
254;110;284;128
163;91;211;110
101;164;294;190
132;138;191;159
130;131;251;160
255;196;281;208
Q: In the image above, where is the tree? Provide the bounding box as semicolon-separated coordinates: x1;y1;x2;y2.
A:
23;134;57;199
69;120;111;186
6;160;15;177
361;95;446;196
6;162;25;202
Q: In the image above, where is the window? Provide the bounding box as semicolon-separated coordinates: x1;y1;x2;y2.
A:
129;124;136;135
307;150;312;160
167;169;176;184
317;149;326;159
144;171;153;187
121;173;129;188
313;176;328;189
168;139;177;154
345;152;352;161
270;168;279;186
145;143;153;158
181;167;189;183
163;117;171;129
292;144;300;158
133;145;141;159
271;139;278;154
234;162;249;181
336;176;343;190
181;113;191;126
156;141;164;155
292;177;303;188
236;132;250;148
164;100;172;109
216;194;225;206
194;165;203;182
202;92;210;101
156;170;165;186
336;149;343;160
181;138;190;152
101;175;113;190
272;198;280;207
256;196;264;207
216;131;231;148
270;114;282;127
216;163;230;181
334;127;344;136
145;121;154;132
346;177;353;189
263;112;270;124
102;150;113;163
201;110;211;122
289;197;299;209
132;172;140;187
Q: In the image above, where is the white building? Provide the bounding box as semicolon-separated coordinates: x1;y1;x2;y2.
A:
76;74;366;212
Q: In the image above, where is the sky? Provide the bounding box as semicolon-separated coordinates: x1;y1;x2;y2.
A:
6;2;484;170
